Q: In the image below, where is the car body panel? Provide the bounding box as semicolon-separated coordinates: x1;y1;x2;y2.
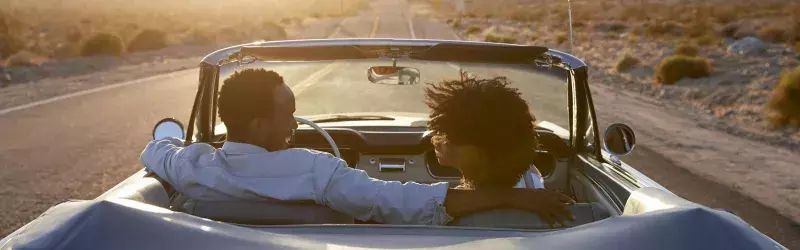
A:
0;189;784;250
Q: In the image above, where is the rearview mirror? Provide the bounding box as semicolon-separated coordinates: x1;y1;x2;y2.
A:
152;118;185;140
367;66;420;85
602;123;635;156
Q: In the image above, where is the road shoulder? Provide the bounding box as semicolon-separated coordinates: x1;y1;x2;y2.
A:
592;83;800;226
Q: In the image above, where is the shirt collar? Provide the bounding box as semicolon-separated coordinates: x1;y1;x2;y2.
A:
221;141;270;154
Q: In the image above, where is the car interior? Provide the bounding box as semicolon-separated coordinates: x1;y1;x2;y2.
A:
106;123;621;230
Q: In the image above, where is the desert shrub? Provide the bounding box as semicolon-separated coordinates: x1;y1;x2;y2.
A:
757;25;790;43
615;54;641;73
261;21;287;41
685;21;712;38
674;43;699;57
81;33;124;57
53;42;80;59
310;13;322;18
182;29;215;45
127;29;168;52
446;19;453;24
712;7;738;24
0;34;23;58
720;23;740;37
509;10;538;22
451;19;462;29
766;67;800;127
645;22;681;37
696;35;720;47
656;55;713;85
485;34;517;44
465;25;482;35
5;51;46;67
555;32;568;45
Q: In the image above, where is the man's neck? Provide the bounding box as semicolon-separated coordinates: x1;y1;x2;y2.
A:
226;136;270;151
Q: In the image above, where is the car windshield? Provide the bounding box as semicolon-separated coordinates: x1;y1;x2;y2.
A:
218;58;569;129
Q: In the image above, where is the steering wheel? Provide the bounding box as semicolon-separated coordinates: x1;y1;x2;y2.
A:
295;117;340;158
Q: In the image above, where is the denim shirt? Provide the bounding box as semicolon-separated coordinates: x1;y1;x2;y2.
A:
140;138;453;225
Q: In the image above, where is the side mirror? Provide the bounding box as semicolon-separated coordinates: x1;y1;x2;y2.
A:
602;123;636;156
152;118;185;140
367;66;421;85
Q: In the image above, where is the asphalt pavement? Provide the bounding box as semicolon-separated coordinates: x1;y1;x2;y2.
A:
0;0;797;247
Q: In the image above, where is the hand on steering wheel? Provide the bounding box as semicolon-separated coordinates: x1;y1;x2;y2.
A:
295;117;341;158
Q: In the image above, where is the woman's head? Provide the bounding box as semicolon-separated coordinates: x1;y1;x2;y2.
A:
425;74;539;189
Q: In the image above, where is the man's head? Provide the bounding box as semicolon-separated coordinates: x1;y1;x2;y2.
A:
218;68;297;151
426;75;539;189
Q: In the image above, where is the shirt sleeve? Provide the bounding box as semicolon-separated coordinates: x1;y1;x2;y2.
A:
139;137;189;191
316;157;454;225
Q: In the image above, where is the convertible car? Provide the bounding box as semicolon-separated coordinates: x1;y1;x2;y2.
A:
0;39;786;250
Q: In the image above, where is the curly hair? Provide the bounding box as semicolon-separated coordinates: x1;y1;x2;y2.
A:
425;74;539;189
218;68;285;134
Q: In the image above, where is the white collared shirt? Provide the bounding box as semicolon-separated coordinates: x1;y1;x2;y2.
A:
140;138;452;225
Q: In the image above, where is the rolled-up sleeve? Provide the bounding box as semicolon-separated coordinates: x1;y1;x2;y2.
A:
140;137;187;189
317;158;453;225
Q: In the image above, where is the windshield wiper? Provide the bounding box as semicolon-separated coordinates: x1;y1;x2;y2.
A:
307;115;395;123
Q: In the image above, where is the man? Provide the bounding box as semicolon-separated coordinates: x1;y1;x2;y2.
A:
141;68;573;226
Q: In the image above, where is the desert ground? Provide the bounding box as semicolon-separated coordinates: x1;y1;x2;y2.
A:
1;0;799;248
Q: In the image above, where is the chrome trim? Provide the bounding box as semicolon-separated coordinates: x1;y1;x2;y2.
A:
200;38;589;70
379;158;406;172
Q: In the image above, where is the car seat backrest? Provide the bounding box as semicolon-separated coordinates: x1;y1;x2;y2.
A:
182;199;354;225
449;202;611;229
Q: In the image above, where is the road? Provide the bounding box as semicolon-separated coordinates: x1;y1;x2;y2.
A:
0;0;798;247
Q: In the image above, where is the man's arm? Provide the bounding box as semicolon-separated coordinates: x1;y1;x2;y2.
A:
140;137;187;190
444;189;575;227
317;156;574;226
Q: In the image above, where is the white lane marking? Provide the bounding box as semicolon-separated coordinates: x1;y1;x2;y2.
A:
0;69;194;116
370;16;380;38
406;14;416;39
329;18;348;38
291;62;347;96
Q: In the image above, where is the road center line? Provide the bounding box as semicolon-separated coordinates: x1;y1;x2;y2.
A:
0;69;194;116
406;14;417;39
291;62;346;96
370;16;380;38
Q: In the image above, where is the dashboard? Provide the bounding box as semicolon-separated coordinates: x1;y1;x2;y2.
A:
289;126;571;186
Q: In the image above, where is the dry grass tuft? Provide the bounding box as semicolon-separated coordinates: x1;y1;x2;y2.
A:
451;19;462;29
81;33;124;57
5;51;48;67
767;66;800;127
656;55;713;85
675;43;700;57
127;29;168;52
696;35;721;47
485;34;517;44
466;25;482;35
645;22;681;37
555;32;568;45
615;53;641;73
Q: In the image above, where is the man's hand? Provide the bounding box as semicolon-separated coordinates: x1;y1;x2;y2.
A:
506;189;575;228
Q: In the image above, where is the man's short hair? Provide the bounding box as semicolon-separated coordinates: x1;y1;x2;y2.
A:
425;74;539;189
218;68;284;133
